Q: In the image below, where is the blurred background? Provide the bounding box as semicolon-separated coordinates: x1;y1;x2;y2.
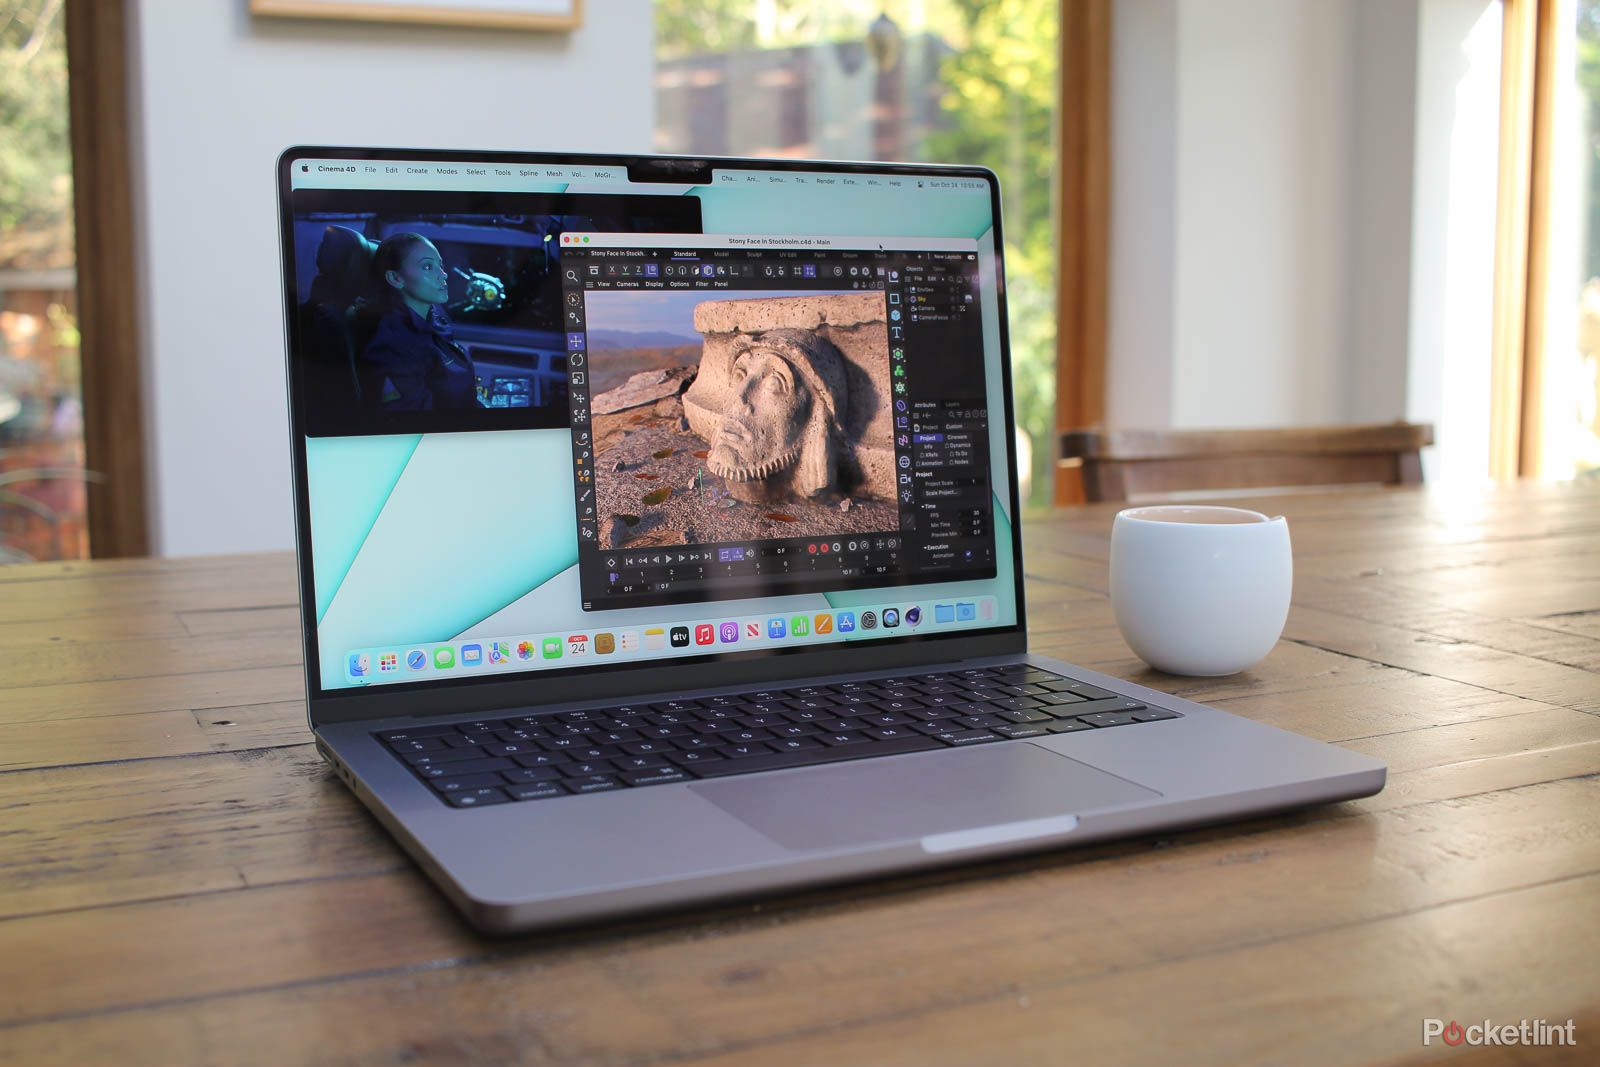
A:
1;0;1593;561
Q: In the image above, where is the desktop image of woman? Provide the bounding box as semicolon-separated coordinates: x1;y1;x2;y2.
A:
359;233;481;412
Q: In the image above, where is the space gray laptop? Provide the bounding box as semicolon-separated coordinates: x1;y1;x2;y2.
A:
276;147;1385;933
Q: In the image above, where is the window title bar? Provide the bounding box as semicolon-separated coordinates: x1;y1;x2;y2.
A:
562;233;979;252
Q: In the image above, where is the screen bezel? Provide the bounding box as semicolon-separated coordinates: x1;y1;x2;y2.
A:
276;146;1030;727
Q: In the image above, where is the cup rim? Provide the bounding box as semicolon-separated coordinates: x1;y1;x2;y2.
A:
1116;504;1274;525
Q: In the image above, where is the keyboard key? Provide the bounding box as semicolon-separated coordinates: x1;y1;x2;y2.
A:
483;741;539;757
613;753;673;770
819;732;869;745
650;699;705;713
1038;680;1117;700
719;728;775;743
663;749;723;766
564;775;624;794
718;743;766;759
954;714;1006;729
872;698;926;713
502;766;564;783
1132;709;1181;722
991;723;1049;740
445;788;510;808
863;711;912;726
412;756;515;778
1046;719;1096;734
507;782;570;801
390;737;444;753
933;729;1002;746
404;746;488;767
992;684;1050;698
619;768;692;787
377;725;458;742
512;752;566;768
561;761;619;777
767;738;823;753
623;740;681;756
1078;712;1142;728
673;735;720;751
999;709;1054;724
988;696;1045;712
429;773;507;793
865;726;919;741
1053;697;1147;718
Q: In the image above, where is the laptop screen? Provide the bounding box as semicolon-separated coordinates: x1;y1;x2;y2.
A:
282;152;1022;694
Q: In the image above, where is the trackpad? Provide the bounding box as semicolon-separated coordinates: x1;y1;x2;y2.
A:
690;743;1160;852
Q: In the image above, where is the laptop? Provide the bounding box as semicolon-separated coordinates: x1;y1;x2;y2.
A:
276;147;1385;934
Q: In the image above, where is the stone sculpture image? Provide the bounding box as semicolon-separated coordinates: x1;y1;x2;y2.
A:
587;289;899;549
690;329;847;503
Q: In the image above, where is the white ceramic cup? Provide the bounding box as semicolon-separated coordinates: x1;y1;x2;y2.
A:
1110;505;1292;676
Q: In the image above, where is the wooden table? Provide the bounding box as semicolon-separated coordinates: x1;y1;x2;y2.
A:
2;483;1596;1065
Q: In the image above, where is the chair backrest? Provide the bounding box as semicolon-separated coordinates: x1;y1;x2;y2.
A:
1058;422;1434;503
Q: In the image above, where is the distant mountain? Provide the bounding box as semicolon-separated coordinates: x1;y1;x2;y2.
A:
586;328;700;350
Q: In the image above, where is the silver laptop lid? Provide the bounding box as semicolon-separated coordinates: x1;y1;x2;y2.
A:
275;149;1028;725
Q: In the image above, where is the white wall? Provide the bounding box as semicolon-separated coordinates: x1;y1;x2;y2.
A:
128;0;656;556
1406;0;1503;483
1108;0;1419;431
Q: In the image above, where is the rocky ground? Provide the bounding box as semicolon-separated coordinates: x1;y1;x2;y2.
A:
591;373;899;550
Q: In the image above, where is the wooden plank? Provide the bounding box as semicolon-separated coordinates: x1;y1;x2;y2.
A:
0;629;301;691
1207;673;1565;743
0;563;297;626
0;665;304;728
179;606;303;637
672;874;1600;1067
0;778;1591;1064
0;747;400;920
0;611;188;651
1285;605;1600;713
0;701;310;773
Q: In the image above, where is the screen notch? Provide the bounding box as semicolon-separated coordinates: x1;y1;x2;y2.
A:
627;158;715;185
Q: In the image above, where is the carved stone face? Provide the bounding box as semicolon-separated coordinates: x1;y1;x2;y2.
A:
706;345;812;483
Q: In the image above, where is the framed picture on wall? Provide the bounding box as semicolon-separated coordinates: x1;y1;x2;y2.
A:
250;0;582;31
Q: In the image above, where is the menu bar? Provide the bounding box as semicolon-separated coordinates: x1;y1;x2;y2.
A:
288;159;996;195
289;158;627;191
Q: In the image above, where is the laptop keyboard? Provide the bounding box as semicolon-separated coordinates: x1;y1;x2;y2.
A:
374;664;1181;808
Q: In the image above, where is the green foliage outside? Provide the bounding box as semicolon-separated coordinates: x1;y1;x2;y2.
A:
655;0;1059;504
1577;0;1600;283
0;0;71;240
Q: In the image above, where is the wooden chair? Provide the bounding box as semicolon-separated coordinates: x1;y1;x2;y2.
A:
1057;422;1434;503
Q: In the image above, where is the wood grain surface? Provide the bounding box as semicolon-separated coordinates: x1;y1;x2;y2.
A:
1;484;1595;1065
